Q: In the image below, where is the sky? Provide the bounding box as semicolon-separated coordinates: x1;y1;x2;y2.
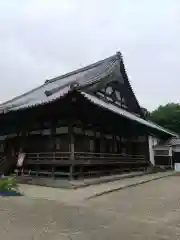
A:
0;0;179;111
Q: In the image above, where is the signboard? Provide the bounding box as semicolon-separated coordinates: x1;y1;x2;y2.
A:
17;153;25;167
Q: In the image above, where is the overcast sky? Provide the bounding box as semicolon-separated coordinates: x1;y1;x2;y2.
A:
0;0;179;110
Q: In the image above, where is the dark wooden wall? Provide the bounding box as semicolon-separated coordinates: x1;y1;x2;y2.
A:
1;126;149;156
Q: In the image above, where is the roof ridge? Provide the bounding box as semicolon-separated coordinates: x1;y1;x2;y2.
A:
45;53;118;84
0;52;119;107
45;58;118;97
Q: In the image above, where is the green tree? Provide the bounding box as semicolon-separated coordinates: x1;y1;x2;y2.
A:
149;103;180;133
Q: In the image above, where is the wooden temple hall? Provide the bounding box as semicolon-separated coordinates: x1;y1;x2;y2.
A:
0;52;176;179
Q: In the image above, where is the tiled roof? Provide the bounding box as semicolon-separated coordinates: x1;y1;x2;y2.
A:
0;54;118;112
81;92;177;137
0;51;177;137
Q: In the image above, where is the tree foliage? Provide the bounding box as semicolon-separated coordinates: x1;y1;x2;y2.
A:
149;103;180;133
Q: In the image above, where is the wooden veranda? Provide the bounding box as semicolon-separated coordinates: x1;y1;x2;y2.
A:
19;152;147;179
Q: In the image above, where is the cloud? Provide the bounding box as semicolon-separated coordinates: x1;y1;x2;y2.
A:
0;0;179;110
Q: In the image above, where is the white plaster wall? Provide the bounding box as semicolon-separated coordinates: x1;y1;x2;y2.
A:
148;136;159;166
148;136;154;165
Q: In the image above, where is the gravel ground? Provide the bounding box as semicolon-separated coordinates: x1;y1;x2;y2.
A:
1;175;180;239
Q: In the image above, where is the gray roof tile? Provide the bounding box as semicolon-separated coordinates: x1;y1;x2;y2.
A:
81;92;177;137
0;54;118;112
0;51;177;137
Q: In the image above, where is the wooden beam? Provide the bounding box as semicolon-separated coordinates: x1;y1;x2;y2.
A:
69;123;75;180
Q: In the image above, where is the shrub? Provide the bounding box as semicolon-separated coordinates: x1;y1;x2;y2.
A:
0;174;18;192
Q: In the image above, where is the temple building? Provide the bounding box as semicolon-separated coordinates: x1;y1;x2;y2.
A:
0;52;177;179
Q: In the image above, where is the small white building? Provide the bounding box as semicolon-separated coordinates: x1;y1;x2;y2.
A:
152;136;180;169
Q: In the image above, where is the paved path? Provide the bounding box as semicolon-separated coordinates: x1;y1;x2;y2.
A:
87;175;180;239
1;174;180;239
19;171;174;204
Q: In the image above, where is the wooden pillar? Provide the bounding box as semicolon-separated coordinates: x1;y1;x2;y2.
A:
18;130;27;176
114;135;118;153
145;135;150;164
112;134;116;153
50;121;56;152
118;136;121;153
69;123;75;180
100;132;104;153
90;138;94;152
93;130;96;153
